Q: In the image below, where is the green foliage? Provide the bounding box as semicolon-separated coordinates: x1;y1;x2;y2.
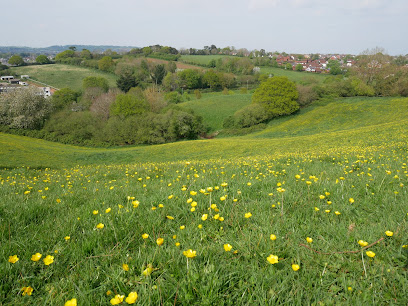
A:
98;56;114;72
8;55;24;66
148;53;180;61
80;49;92;59
164;91;183;104
296;84;318;106
203;70;221;89
110;94;148;117
55;50;75;61
327;59;342;75
82;76;109;92
295;64;303;72
178;69;202;89
51;88;79;110
194;89;202;99
252;76;299;119
151;64;166;85
225;103;268;128
0;87;52;129
35;55;50;65
116;72;137;93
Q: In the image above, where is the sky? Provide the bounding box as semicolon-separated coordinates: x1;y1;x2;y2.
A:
2;0;408;55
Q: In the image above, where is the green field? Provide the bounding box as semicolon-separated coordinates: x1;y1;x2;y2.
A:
12;64;118;91
179;92;252;132
180;55;236;66
1;97;407;305
260;66;327;83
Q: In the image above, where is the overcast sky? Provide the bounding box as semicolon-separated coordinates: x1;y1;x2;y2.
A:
2;0;407;55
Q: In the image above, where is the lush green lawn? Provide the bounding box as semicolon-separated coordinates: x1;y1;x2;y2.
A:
260;66;327;83
1;97;407;305
179;92;252;132
180;55;236;66
12;64;118;91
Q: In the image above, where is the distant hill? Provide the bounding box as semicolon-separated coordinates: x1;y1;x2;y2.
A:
0;45;138;55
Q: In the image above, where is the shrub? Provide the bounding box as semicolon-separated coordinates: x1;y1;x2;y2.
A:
82;76;109;92
165;91;183;104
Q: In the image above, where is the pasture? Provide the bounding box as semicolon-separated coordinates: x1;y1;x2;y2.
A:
1;97;407;305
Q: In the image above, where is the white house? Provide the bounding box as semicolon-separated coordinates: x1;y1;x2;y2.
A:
21;75;29;79
0;76;14;81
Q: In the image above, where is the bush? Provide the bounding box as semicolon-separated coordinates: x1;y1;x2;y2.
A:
252;76;299;119
110;94;148;117
296;85;318;106
165;91;183;104
82;76;109;92
233;104;268;128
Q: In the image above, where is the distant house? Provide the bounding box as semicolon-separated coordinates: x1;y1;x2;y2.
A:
21;75;29;79
10;79;20;84
0;76;14;81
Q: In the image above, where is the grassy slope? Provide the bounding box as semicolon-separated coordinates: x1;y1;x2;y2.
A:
12;64;118;91
1;97;407;169
260;66;327;83
179;93;252;132
180;55;235;66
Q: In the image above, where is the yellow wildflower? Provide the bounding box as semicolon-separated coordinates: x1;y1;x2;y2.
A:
270;234;277;240
64;298;77;306
96;223;104;229
306;237;313;243
8;255;19;263
385;231;393;237
183;249;197;258
267;254;279;264
223;244;233;252
142;233;149;239
292;264;300;271
122;264;129;271
244;212;252;218
31;253;42;262
110;294;125;305
366;251;376;258
43;255;54;265
156;238;164;246
125;292;138;304
22;286;33;296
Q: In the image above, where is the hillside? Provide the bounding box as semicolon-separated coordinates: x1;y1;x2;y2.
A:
11;64;118;91
1;97;407;168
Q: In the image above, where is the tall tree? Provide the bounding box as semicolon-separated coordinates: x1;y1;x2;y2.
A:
8;55;24;66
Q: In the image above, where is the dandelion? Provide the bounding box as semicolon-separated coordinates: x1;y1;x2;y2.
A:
96;223;104;229
267;254;279;264
292;264;300;271
270;234;277;240
245;212;252;218
306;237;313;243
31;253;42;261
110;294;125;305
125;292;138;304
21;286;33;296
65;298;77;306
183;249;197;258
385;231;393;237
8;255;19;263
223;244;233;252
366;251;376;258
43;255;54;265
142;233;149;239
156;238;164;246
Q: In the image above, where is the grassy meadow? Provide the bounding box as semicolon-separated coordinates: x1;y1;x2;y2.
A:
12;64;118;91
1;97;408;305
179;92;252;132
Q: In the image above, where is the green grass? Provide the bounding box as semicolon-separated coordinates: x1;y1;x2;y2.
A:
1;97;408;304
179;92;252;132
260;66;327;83
180;55;236;66
12;64;118;91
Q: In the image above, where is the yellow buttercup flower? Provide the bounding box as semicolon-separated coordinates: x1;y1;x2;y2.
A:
96;223;104;229
349;198;355;204
223;244;233;252
31;253;42;261
358;240;368;247
334;211;341;215
156;238;164;246
8;255;19;263
385;231;393;237
142;233;149;239
201;214;208;221
132;200;139;207
125;292;138;304
122;264;129;271
270;234;277;240
180;225;185;230
366;251;376;258
64;236;70;241
105;208;111;213
43;255;54;265
319;195;325;200
166;215;174;220
143;264;154;276
22;286;33;296
92;210;98;215
110;294;125;305
245;212;252;218
267;254;279;264
64;298;77;306
183;249;197;258
292;264;300;271
306;237;313;243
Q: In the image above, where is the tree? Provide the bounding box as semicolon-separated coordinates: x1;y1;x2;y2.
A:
51;88;79;110
178;69;202;89
143;47;152;57
151;64;166;85
55;50;75;61
116;72;137;93
110;94;148;117
295;64;303;72
167;61;177;73
98;56;114;72
36;55;50;65
252;76;299;119
327;60;342;75
8;55;24;66
203;70;221;89
0;87;52;129
83;76;109;92
80;49;92;59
